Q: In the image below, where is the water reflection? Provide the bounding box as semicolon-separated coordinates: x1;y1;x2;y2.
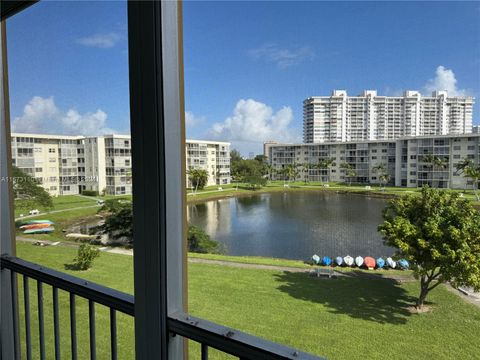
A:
187;192;394;260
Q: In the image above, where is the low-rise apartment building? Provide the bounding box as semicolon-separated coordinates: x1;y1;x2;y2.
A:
185;139;231;187
11;133;230;195
265;134;480;189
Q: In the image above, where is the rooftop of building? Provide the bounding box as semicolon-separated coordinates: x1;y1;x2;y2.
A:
304;89;475;101
265;133;480;148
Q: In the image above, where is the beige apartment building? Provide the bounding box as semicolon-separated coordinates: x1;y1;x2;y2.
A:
265;134;480;189
11;133;230;195
185;139;231;187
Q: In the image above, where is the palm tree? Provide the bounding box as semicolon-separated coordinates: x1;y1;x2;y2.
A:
317;158;336;184
372;163;390;190
284;164;300;185
302;163;316;184
187;168;208;193
340;163;356;186
422;154;448;188
456;158;480;200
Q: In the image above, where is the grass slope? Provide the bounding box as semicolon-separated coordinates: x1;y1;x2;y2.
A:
14;242;480;360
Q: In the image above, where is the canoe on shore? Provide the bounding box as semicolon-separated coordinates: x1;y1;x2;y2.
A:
335;256;343;266
387;257;396;269
355;256;364;267
312;254;320;265
20;223;52;230
398;259;409;270
322;256;332;266
21;220;54;225
376;258;385;269
364;257;376;269
23;227;54;234
343;255;354;266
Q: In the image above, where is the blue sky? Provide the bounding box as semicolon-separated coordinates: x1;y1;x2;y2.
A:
7;1;480;154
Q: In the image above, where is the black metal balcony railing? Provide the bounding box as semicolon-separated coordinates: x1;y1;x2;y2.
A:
1;255;322;360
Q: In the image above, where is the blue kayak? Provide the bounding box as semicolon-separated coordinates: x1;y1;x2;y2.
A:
398;259;409;270
376;258;385;269
335;256;343;266
322;256;332;266
312;254;320;265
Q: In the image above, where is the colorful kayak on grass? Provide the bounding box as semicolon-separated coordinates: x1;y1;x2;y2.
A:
387;257;396;269
344;255;354;267
322;256;332;266
21;220;54;225
23;227;55;234
376;258;385;269
312;254;320;265
398;259;409;270
355;256;364;267
335;256;343;266
364;257;376;270
20;223;52;230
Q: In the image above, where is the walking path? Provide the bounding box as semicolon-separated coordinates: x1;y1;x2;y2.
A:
14;237;480;307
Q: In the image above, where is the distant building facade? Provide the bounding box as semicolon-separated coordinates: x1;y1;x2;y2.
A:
11;133;230;195
186;139;231;187
303;90;474;143
265;134;480;189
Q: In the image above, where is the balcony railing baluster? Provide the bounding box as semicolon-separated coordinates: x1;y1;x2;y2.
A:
70;293;78;360
53;287;61;360
2;255;322;360
11;271;21;360
89;299;96;360
37;280;46;360
201;343;209;360
110;308;117;360
23;275;32;360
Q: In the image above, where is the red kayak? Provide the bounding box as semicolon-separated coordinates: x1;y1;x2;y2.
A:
364;257;376;270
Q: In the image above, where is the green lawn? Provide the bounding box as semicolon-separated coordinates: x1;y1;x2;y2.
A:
14;242;480;360
15;195;98;217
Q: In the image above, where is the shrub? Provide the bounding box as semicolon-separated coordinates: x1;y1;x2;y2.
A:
187;224;219;253
82;190;99;196
72;244;100;270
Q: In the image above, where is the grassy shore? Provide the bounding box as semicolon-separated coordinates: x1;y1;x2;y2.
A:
14;241;480;360
187;181;480;205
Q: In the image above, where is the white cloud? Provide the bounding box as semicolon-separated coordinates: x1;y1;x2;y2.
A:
185;111;205;128
208;99;301;154
423;65;468;96
248;43;315;69
12;96;117;136
76;32;121;48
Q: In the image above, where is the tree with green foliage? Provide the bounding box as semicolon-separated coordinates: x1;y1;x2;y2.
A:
378;187;480;309
456;158;480;200
422;154;448;188
317;158;336;184
98;200;133;244
302;163;316;183
283;164;300;184
188;168;209;192
340;163;356;186
372;163;390;190
187;224;219;253
244;173;268;189
72;244;100;270
12;166;53;210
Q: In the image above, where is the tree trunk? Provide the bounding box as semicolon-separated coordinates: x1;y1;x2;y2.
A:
416;275;429;309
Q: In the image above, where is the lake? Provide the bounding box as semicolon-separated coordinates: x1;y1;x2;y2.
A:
187;191;395;260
